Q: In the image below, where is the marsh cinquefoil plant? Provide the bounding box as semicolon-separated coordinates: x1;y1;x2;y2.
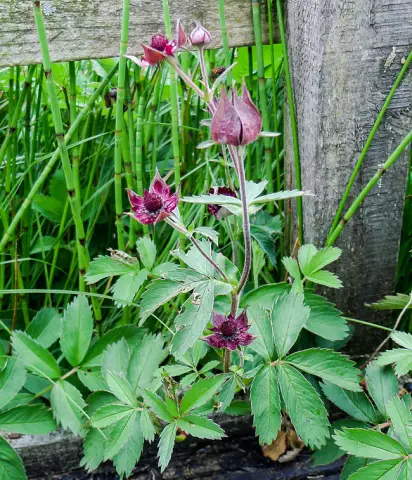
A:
0;18;410;480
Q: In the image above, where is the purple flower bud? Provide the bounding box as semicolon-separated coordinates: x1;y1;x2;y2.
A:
189;22;212;47
207;186;237;220
126;170;179;225
211;84;262;146
203;311;255;351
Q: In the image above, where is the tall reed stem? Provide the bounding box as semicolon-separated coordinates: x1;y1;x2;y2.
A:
276;0;303;246
217;0;232;85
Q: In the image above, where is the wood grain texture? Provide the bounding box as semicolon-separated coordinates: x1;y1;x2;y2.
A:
284;0;412;352
0;0;277;67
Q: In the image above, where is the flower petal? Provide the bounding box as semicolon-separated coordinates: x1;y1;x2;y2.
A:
150;169;169;196
225;340;239;351
124;54;151;69
236;332;255;347
142;44;165;65
211;88;242;146
236;310;249;329
163;192;179;213
203;333;225;349
132;208;158;225
176;19;187;49
212;312;227;328
127;189;144;211
233;83;262;145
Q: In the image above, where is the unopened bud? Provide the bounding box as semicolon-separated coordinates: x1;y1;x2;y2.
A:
189;22;212;47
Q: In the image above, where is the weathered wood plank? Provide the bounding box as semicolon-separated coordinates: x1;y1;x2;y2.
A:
284;0;412;352
0;0;277;67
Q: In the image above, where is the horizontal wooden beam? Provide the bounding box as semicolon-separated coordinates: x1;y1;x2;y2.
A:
0;0;278;67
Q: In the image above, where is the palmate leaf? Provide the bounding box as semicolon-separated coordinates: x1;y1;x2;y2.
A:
247;304;275;361
113;412;144;478
104;410;137;460
111;269;148;308
91;404;135;429
80;428;106;472
174;240;215;278
250;365;281;445
50;380;86;435
365;362;398;418
0;437;27;480
271;292;310;358
0;404;56;434
140;409;156;442
386;395;412;450
333;428;407;460
321;381;378;423
77;368;107;392
85;255;137;284
376;349;412;377
171;281;215;358
341;456;371;480
285;348;362;391
348;459;405;480
60;295;93;367
12;331;61;379
180;375;226;414
369;293;412;310
178;415;225;440
218;376;236;413
105;372;137;406
305;270;343;289
297;244;342;288
158;423;177;473
101;338;130;379
26;307;61;348
136;236;156;271
142;390;174;423
277;364;330;449
0;357;26;409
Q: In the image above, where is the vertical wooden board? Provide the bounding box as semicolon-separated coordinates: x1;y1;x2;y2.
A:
0;0;277;67
284;0;412;352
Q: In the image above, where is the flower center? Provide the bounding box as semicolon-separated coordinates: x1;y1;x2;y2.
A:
144;192;163;213
150;34;169;52
220;321;237;337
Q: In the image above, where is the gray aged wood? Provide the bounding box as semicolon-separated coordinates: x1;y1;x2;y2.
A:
0;0;277;67
284;0;412;352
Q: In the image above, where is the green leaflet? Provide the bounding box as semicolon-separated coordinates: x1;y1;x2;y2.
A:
386;396;412;450
26;308;61;348
247;304;275;361
365;362;398;418
158;423;177;473
50;380;86;435
277;363;329;449
0;357;26;410
250;365;281;445
104;410;137;460
80;428;106;472
60;295;93;367
136;236;156;271
348;459;405;480
91;404;135;429
0;437;27;480
177;415;225;440
110;269;148;308
85;255;137;284
0;404;56;434
113;412;144;478
180;376;226;414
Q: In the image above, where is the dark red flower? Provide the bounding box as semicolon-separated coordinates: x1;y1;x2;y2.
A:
211;83;262;146
126;21;187;68
207;186;237;220
203;311;255;351
126;170;179;225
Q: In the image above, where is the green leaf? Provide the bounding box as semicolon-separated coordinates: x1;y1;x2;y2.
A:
376;349;412;377
297;244;318;275
305;270;343;289
307;247;342;274
282;257;303;293
80;428;105;472
341;456;371;480
30;236;58;255
285;348;362;391
60;295;93;367
386;395;412;449
12;331;61;379
218;376;236;413
33;194;64;223
171;281;215;357
85;391;117;417
250;189;307;205
241;282;290;310
333;428;407;460
104;410;137;460
0;404;56;434
50;380;86;435
102;338;130;379
271;293;310;358
161;364;193;377
136;237;156;271
199;360;220;374
142;390;174;423
178;415;225;440
180;375;226;414
193;227;219;246
277;364;329;449
140;408;156;442
0;357;26;409
106;372;136;406
26;308;61;348
0;393;38;412
369;293;412;310
321;382;378;423
85;255;137;284
77;368;107;392
128;334;165;390
140;279;197;322
250;365;281;444
225;400;251;416
158;423;177;473
247;304;275;361
91;404;135;429
82;325;144;368
304;293;349;341
391;331;412;350
365;362;398;417
174;240;215;278
111;269;148;308
0;437;26;480
347;459;405;480
113;412;144;478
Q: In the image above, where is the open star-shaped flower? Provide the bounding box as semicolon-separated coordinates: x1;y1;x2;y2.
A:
126;170;179;225
204;311;255;351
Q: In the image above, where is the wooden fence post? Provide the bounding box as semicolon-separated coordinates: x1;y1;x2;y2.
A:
284;0;412;352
